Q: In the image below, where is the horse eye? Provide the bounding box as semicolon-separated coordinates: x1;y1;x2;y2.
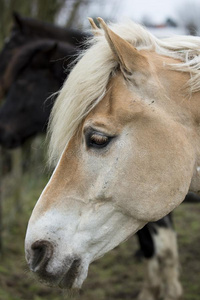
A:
86;132;111;149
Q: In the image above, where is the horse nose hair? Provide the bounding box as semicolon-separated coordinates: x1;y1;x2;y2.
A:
30;240;53;272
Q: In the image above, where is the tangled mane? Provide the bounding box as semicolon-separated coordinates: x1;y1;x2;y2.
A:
48;20;200;166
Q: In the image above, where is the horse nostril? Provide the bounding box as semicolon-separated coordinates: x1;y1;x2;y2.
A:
31;240;53;272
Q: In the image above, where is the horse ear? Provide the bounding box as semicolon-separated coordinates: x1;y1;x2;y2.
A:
13;12;23;31
88;18;101;36
97;18;149;74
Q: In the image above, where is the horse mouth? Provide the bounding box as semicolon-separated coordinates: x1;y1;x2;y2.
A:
58;258;81;289
34;257;82;289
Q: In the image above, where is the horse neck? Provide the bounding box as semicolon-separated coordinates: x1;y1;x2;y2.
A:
184;90;200;193
153;54;200;126
152;54;200;194
176;89;200;193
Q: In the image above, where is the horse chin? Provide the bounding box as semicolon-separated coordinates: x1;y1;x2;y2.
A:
58;259;88;289
34;258;89;290
58;270;87;290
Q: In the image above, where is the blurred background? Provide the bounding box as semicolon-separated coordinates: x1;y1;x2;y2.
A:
2;0;200;43
0;1;200;300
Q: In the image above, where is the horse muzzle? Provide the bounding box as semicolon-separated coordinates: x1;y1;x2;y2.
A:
25;239;82;289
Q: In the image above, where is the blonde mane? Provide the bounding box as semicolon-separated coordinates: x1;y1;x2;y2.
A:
48;20;200;166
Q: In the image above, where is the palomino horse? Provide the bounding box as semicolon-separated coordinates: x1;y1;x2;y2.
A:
0;16;182;298
25;18;200;299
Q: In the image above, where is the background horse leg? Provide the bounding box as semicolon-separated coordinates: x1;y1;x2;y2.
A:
137;213;182;300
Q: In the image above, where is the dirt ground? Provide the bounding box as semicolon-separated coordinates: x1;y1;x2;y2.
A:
0;173;200;300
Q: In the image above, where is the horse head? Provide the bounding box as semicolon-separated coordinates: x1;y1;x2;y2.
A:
0;40;76;148
0;13;90;102
25;19;199;289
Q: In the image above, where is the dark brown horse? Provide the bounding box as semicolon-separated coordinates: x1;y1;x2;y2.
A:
0;39;78;148
0;12;90;97
0;13;89;147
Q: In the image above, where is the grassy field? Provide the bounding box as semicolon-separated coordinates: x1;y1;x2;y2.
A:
0;160;200;300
